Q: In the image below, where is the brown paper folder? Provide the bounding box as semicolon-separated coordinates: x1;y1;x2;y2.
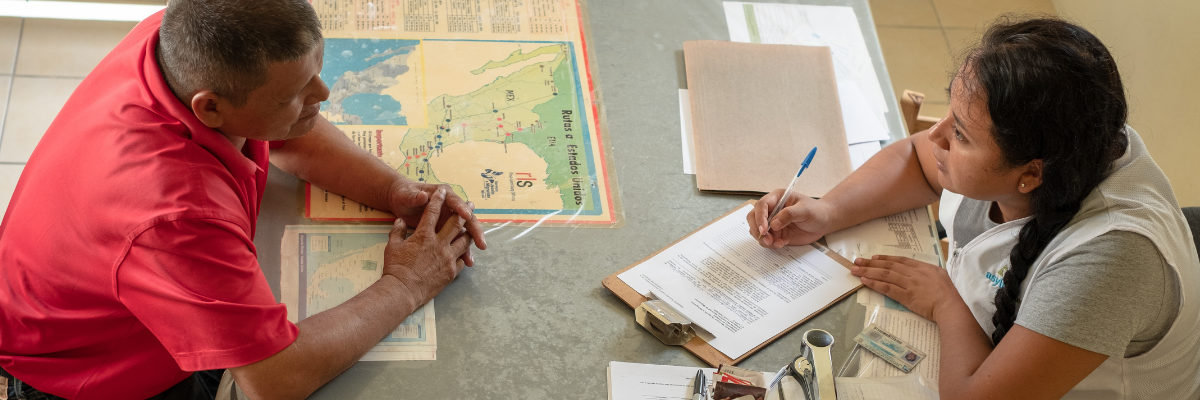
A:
601;201;861;367
684;41;852;197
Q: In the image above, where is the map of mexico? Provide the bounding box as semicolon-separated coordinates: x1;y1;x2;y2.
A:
306;0;618;226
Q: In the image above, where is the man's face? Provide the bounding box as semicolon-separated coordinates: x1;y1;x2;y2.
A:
218;46;328;142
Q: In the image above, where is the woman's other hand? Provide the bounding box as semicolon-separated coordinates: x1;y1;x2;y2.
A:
850;255;963;322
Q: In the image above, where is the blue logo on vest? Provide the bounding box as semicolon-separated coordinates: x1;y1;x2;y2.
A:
985;265;1009;288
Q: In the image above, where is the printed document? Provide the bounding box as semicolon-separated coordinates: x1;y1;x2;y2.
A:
281;225;437;361
608;362;806;400
826;207;940;264
857;307;941;386
836;375;939;400
618;205;860;360
608;362;717;400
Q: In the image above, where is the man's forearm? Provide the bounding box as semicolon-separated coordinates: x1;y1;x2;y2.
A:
270;116;406;211
231;275;421;400
820;134;941;232
289;275;422;386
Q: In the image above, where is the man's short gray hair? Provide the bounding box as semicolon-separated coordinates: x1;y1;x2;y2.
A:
158;0;323;107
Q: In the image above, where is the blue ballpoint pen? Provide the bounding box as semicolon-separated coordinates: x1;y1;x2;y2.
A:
766;147;818;225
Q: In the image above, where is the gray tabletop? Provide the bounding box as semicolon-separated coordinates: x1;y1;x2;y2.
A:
253;0;901;398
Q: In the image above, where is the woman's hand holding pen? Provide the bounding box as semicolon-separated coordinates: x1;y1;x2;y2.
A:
748;189;835;249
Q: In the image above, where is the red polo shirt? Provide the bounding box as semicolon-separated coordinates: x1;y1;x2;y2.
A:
0;11;297;399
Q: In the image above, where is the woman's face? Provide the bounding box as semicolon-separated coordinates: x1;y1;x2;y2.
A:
927;74;1030;203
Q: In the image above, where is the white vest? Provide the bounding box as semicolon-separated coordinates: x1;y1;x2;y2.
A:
939;127;1200;399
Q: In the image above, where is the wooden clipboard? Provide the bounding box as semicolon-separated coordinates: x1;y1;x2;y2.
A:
601;200;862;367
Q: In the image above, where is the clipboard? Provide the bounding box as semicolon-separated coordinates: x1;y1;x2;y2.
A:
601;200;862;367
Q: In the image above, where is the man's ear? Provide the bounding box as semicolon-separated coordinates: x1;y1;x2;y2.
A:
190;91;227;129
1018;159;1044;193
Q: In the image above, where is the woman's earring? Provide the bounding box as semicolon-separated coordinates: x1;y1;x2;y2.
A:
1021;183;1026;188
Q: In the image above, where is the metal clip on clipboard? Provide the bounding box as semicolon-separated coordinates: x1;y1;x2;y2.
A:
634;300;697;346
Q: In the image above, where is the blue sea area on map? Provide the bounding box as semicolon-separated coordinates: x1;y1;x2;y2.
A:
342;93;407;125
320;38;421;89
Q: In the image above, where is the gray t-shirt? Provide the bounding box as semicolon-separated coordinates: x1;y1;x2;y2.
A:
953;198;1180;358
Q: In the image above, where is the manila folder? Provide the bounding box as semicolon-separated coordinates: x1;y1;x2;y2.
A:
684;40;852;196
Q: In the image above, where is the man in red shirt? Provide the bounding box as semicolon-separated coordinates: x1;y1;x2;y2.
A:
0;1;486;399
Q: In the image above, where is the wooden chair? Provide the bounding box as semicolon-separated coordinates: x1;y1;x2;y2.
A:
1184;207;1200;263
900;90;941;135
899;90;951;261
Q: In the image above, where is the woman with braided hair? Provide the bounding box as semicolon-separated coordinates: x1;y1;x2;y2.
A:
748;17;1200;399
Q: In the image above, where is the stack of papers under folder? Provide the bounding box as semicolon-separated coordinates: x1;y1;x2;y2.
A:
678;3;896;195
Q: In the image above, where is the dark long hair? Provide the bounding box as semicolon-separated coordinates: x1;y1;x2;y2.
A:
961;18;1129;345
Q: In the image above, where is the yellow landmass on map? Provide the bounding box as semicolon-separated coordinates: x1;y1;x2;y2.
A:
378;44;427;127
427;141;562;210
307;243;386;313
471;45;563;75
392;45;564;204
422;41;558;99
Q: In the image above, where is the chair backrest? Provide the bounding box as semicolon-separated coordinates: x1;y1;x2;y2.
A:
900;90;925;136
1184;207;1200;262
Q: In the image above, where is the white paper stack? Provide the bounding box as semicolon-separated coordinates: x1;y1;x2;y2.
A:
679;2;895;174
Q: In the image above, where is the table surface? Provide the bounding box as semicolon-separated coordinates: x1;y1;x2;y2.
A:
252;0;903;398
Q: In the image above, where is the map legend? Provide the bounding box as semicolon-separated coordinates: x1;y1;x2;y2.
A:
447;0;483;33
403;0;439;32
491;0;522;34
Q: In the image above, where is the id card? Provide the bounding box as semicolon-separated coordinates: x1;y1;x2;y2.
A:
853;323;927;373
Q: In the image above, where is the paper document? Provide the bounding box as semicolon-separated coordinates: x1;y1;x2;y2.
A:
838;81;890;145
281;225;437;361
825;207;940;263
856;288;911;313
618;205;861;360
836;375;939;400
608;362;805;400
724;2;890;131
858;307;941;386
848;141;882;171
679;89;697;174
608;362;717;400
